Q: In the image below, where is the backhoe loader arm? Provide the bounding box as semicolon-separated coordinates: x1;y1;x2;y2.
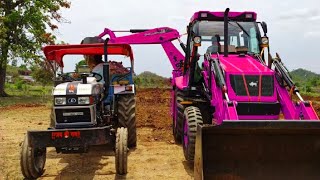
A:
98;27;185;74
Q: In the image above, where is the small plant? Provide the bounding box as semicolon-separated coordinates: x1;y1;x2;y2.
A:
15;80;24;90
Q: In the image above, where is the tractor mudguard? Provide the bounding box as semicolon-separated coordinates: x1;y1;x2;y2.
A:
194;120;320;180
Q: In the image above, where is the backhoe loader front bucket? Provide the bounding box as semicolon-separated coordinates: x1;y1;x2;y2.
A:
194;120;320;180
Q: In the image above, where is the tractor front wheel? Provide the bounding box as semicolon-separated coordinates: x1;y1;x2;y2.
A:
118;95;137;147
115;127;128;175
183;106;203;161
20;135;46;179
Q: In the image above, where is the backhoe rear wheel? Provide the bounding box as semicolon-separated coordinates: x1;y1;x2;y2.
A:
118;94;137;147
20;135;46;179
173;90;184;144
115;127;128;175
183;106;203;161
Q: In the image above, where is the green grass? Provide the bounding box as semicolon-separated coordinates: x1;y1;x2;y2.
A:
0;84;52;107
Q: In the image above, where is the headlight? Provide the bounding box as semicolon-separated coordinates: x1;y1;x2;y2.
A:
193;36;201;44
55;97;66;105
125;85;133;91
261;37;269;45
78;97;90;104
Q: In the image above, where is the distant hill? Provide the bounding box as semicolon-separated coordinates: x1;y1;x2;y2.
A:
134;71;170;88
290;68;320;82
133;69;319;93
290;68;320;93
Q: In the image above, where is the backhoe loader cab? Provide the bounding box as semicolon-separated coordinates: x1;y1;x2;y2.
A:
189;11;262;56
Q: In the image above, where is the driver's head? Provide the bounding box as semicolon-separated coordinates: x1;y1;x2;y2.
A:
81;37;104;70
85;55;103;70
211;36;219;45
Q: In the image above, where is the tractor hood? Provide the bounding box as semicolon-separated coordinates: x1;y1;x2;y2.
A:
53;80;103;96
217;54;273;75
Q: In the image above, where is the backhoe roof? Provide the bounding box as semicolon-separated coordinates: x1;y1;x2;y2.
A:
190;11;257;23
43;43;134;67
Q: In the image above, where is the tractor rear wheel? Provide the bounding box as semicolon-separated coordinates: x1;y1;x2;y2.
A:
173;90;184;144
118;94;137;147
20;135;46;179
183;106;203;161
115;127;128;175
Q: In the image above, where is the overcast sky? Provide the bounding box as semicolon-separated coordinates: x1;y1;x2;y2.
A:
56;0;320;77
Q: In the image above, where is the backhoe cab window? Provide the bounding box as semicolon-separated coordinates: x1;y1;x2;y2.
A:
193;21;260;55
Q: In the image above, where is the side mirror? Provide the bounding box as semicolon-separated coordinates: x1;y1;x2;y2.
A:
261;21;268;35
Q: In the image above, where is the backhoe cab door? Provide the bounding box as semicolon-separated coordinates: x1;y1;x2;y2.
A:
194;120;320;180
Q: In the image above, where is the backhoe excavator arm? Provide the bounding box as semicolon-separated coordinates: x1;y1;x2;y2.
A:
98;27;186;76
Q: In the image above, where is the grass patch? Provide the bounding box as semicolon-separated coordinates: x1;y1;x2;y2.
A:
0;84;52;107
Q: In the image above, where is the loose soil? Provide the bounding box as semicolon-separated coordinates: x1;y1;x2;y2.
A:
0;88;319;179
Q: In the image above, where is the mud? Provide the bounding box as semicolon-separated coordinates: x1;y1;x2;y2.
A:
0;88;319;179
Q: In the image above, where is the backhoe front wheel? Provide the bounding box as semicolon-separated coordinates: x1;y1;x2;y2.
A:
183;106;203;161
173;90;184;144
20;135;46;179
115;127;128;175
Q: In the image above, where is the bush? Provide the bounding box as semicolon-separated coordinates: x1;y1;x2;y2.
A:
306;86;312;93
15;80;24;90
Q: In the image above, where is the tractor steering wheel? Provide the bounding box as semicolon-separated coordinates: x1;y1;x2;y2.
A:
58;72;79;81
91;72;103;82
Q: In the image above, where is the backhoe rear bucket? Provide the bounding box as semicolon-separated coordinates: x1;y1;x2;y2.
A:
194;120;320;180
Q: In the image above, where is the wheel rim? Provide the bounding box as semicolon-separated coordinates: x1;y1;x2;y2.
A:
33;148;46;170
183;118;188;149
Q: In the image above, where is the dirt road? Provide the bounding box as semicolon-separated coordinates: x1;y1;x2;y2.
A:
0;88;193;179
1;88;319;179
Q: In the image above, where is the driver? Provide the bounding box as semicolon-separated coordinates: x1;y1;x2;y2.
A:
81;37;105;83
85;54;105;83
206;36;220;54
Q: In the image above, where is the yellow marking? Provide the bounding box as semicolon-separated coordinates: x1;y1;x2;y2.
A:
180;101;193;105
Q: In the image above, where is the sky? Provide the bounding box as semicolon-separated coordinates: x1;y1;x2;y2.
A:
55;0;320;77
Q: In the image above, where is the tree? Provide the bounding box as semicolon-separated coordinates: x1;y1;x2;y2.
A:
31;61;54;86
0;0;70;96
75;59;86;72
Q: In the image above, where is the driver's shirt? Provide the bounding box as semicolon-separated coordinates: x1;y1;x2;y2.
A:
206;45;218;54
92;63;105;84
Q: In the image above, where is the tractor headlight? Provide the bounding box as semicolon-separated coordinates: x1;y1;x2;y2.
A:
78;97;90;105
55;97;66;105
125;85;133;92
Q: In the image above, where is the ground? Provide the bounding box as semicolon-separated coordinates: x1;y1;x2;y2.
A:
0;88;193;180
0;88;319;179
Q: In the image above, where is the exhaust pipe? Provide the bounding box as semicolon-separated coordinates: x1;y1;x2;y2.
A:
224;8;230;57
103;38;110;96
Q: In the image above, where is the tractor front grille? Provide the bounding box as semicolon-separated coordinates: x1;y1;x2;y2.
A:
230;75;274;97
55;108;92;124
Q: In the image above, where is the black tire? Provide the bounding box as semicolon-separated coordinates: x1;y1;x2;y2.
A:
118;94;137;147
115;127;128;175
173;90;184;144
183;106;203;161
20;135;46;179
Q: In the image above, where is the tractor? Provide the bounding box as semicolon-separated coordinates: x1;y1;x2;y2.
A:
96;8;320;179
20;39;136;179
